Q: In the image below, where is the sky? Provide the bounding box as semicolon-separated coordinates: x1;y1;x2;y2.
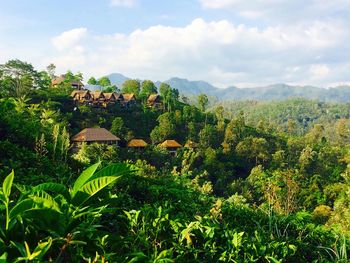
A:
1;0;350;88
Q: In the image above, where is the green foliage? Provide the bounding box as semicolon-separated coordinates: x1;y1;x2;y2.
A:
122;79;141;97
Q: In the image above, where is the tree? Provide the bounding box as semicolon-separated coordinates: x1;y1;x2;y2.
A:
0;59;42;97
236;136;270;165
98;76;111;87
159;83;179;112
122;79;140;97
110;117;124;137
150;112;175;143
87;77;98;85
140;80;157;102
46;63;56;79
197;94;209;112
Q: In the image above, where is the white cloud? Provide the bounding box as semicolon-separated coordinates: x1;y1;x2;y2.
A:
51;27;87;51
310;64;330;79
199;0;350;22
44;18;350;88
110;0;137;7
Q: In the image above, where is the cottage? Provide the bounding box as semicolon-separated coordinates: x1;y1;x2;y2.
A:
90;91;105;106
103;93;117;107
71;128;121;146
114;93;124;104
147;94;163;109
71;90;92;104
52;75;84;90
127;139;148;149
122;93;136;107
159;139;182;154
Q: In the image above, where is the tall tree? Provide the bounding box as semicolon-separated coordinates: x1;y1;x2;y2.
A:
87;77;98;85
0;59;42;97
122;79;140;97
140;80;157;102
98;76;111;87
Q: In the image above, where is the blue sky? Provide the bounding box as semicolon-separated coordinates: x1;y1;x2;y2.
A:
1;0;350;88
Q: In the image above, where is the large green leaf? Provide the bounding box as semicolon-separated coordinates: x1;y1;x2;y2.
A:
9;199;34;220
31;183;70;201
89;163;133;181
29;191;62;213
72;176;119;206
2;170;14;200
72;161;101;196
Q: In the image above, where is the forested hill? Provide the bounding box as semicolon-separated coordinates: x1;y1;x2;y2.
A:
106;73;350;102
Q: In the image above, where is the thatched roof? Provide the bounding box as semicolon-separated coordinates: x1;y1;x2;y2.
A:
147;94;160;103
72;128;120;142
113;93;123;99
123;93;136;102
160;140;182;148
104;93;116;100
91;91;104;99
71;90;89;97
127;139;148;148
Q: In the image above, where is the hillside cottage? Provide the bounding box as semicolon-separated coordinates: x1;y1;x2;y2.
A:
147;94;163;109
71;128;121;146
127;139;148;149
159;139;182;154
52;75;84;90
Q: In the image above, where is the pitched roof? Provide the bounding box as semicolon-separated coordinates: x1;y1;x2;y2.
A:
113;93;124;100
104;93;116;100
123;93;136;102
127;139;148;147
71;128;120;142
91;91;104;99
159;140;182;148
52;75;83;86
147;94;160;103
71;90;89;97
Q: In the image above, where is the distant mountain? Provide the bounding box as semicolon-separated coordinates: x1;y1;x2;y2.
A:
107;73;130;87
105;73;350;102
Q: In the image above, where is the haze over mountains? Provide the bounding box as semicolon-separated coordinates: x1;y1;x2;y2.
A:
106;73;350;103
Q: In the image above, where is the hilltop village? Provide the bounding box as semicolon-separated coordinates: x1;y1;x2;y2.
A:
51;74;185;154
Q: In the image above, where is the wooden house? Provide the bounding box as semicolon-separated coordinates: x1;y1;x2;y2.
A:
71;90;92;104
103;93;117;107
147;94;163;109
127;139;148;149
122;93;136;107
113;93;124;105
159;139;182;154
52;75;84;90
90;91;105;106
71;128;120;146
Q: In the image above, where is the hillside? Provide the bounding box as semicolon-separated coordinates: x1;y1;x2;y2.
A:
106;73;350;102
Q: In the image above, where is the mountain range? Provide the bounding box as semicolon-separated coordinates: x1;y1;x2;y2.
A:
105;73;350;103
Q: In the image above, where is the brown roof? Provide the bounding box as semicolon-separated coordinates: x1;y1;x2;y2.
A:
71;128;120;142
104;93;116;100
159;140;182;148
147;94;160;103
127;139;148;147
91;91;105;99
113;93;124;100
71;90;89;97
52;75;83;86
123;93;136;102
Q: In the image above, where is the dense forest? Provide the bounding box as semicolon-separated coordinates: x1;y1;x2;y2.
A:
1;59;350;262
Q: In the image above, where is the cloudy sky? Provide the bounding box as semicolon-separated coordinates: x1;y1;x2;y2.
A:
1;0;350;88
